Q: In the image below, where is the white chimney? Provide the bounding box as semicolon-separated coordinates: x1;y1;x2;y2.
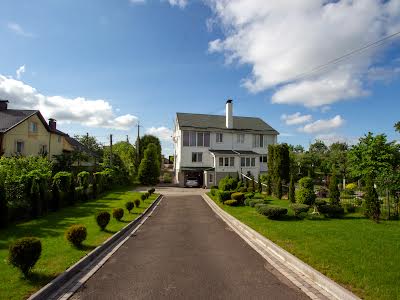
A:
226;99;233;129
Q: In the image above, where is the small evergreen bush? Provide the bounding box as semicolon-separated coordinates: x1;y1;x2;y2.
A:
343;203;356;213
296;177;316;205
244;198;251;206
318;205;345;218
113;208;124;221
148;188;155;195
249;199;266;207
210;188;217;196
134;199;141;208
65;224;87;247
290;203;309;216
244;192;254;199
96;211;111;230
288;175;295;203
247;187;254;193
257;205;287;219
217;191;231;202
231;192;245;205
238;187;247;193
140;193;147;201
224;200;238;206
125;201;135;213
329;173;340;205
8;237;42;276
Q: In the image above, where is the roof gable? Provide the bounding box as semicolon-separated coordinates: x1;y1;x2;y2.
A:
0;109;45;133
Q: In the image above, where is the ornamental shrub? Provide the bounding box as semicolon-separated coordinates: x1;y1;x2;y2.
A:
65;224;87;247
113;208;124;221
318;205;345;218
238;187;247;193
77;171;90;190
96;211;111;230
252;193;264;199
125;201;135;213
290;203;309;216
224;200;238;206
247;187;254;193
8;237;42;276
210;188;217;196
134;199;141;208
275;178;283;199
364;175;380;222
343;203;356;213
257;205;287;219
217;191;231;202
148;187;156;195
249;199;266;207
140;193;147;201
144;192;150;199
329;173;340;205
245;192;254;199
231;192;245;205
218;176;237;191
138;143;160;186
346;182;357;191
288;175;295;203
295;177;316;205
244;198;251;206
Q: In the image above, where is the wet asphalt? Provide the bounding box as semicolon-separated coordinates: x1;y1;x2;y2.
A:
71;194;308;300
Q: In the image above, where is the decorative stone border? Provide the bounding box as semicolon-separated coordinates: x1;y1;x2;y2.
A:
28;194;163;300
202;193;360;300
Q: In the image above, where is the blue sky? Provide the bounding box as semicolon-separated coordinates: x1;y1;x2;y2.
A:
1;0;399;155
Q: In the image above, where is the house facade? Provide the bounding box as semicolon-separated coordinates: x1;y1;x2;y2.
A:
0;100;95;163
173;100;279;187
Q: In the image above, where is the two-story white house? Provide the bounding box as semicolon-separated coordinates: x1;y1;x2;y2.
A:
173;100;279;187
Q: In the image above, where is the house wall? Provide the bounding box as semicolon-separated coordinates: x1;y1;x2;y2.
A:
2;114;67;159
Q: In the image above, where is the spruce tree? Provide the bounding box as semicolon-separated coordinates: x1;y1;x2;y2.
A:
138;143;161;186
276;178;283;199
364;175;381;222
289;175;295;203
265;175;272;196
328;173;340;205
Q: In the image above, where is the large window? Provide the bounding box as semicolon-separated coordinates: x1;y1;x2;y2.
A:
237;134;244;144
241;156;256;167
253;134;264;148
219;156;234;167
183;131;210;147
192;152;203;162
260;155;267;163
216;132;223;143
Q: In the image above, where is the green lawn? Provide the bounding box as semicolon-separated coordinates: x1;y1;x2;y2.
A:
208;193;400;300
0;187;158;300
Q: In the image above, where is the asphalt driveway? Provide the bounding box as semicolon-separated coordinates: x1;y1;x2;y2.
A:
72;194;308;300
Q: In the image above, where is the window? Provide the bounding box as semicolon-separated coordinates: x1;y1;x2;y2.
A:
29;122;38;133
209;174;213;183
241;156;256;167
230;157;235;167
219;157;224;166
219;157;234;167
251;157;256;167
197;132;204;147
15;140;24;154
190;131;197;146
241;157;245;167
183;131;190;146
204;132;210;147
39;144;48;154
237;134;245;144
183;131;210;147
253;134;264;148
246;157;250;166
192;152;203;162
216;132;223;143
260;155;267;163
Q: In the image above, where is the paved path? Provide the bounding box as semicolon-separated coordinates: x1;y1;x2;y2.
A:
72;194;308;300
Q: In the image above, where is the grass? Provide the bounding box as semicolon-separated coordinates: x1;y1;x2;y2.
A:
208;193;400;300
0;186;158;300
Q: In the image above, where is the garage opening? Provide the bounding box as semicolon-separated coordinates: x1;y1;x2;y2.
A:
184;171;204;187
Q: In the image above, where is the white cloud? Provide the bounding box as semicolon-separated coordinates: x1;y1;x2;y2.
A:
299;115;344;134
16;65;26;79
207;0;400;107
7;22;34;37
168;0;187;8
0;75;138;131
315;133;357;146
281;112;312;125
146;126;173;141
129;0;146;4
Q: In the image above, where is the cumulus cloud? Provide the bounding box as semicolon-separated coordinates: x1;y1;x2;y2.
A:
16;65;26;79
146;126;173;141
0;75;138;130
281;112;312;125
7;22;34;37
299;115;344;134
207;0;400;107
168;0;188;8
315;133;357;146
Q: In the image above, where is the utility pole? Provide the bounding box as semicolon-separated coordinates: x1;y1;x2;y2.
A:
126;135;129;143
110;134;113;167
136;121;140;159
86;132;89;140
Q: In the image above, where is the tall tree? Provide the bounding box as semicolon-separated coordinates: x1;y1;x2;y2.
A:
288;175;295;203
329;142;349;185
112;142;137;179
364;175;381;222
395;121;400;133
328;172;340;205
138;143;161;185
139;135;162;163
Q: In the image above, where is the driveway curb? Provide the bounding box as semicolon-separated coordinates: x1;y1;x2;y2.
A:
202;194;360;300
28;194;163;300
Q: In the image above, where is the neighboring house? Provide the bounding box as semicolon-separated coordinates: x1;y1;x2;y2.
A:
0;100;96;165
173;99;279;187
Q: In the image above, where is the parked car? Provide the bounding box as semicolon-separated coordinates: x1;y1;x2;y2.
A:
185;178;200;188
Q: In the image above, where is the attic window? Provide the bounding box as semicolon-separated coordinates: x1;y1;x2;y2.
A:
29;122;38;133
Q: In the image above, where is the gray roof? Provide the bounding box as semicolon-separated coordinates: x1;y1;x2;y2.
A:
176;113;279;134
0;109;39;132
65;136;99;158
209;149;260;155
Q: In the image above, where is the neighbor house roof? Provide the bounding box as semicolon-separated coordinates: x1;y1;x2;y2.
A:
64;136;100;158
0;109;47;133
176;113;279;134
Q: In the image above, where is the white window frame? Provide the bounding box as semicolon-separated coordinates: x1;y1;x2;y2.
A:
241;156;256;167
216;132;223;143
29;122;38;133
192;152;203;163
237;134;245;144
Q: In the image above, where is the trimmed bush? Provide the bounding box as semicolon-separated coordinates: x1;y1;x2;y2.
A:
252;193;264;199
249;199;266;207
134;199;141;208
113;208;124;221
290;203;310;216
148;188;156;195
238;187;247;193
217;190;231;203
145;192;150;199
210;188;217;196
315;199;327;207
244;192;254;199
224;200;238;206
318;205;345;218
231;192;245;205
218;176;238;191
288;175;295;203
125;201;135;213
257;205;288;219
343;203;356;213
8;237;42;276
244;198;251;206
296;177;316;205
329;173;340;205
96;211;111;230
65;224;87;247
140;193;147;201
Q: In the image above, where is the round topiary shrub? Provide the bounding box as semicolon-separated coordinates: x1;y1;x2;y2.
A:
290;203;310;217
244;192;254;199
318;205;344;218
140;193;146;201
65;224;87;247
249;199;266;207
238;187;247;193
295;177;316;205
96;211;111;230
257;205;288;219
134;199;141;208
8;237;42;276
224;200;238;206
231;192;245;205
125;201;135;213
148;188;155;195
244;198;251;206
113;208;124;221
145;192;150;199
217;191;231;203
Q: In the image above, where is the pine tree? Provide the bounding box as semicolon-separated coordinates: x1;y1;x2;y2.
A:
265;175;272;196
364;175;381;222
276;178;282;199
138;143;161;186
328;172;340;205
289;175;295;203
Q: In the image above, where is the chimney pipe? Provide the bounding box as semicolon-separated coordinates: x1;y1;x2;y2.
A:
49;118;57;131
226;99;233;129
0;100;9;111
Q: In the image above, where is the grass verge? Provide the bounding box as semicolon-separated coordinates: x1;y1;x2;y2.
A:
0;187;158;300
207;193;400;300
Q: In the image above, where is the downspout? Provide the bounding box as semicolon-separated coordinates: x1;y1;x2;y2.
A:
48;132;52;160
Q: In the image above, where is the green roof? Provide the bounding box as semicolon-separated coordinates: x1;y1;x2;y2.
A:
176;113;279;134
